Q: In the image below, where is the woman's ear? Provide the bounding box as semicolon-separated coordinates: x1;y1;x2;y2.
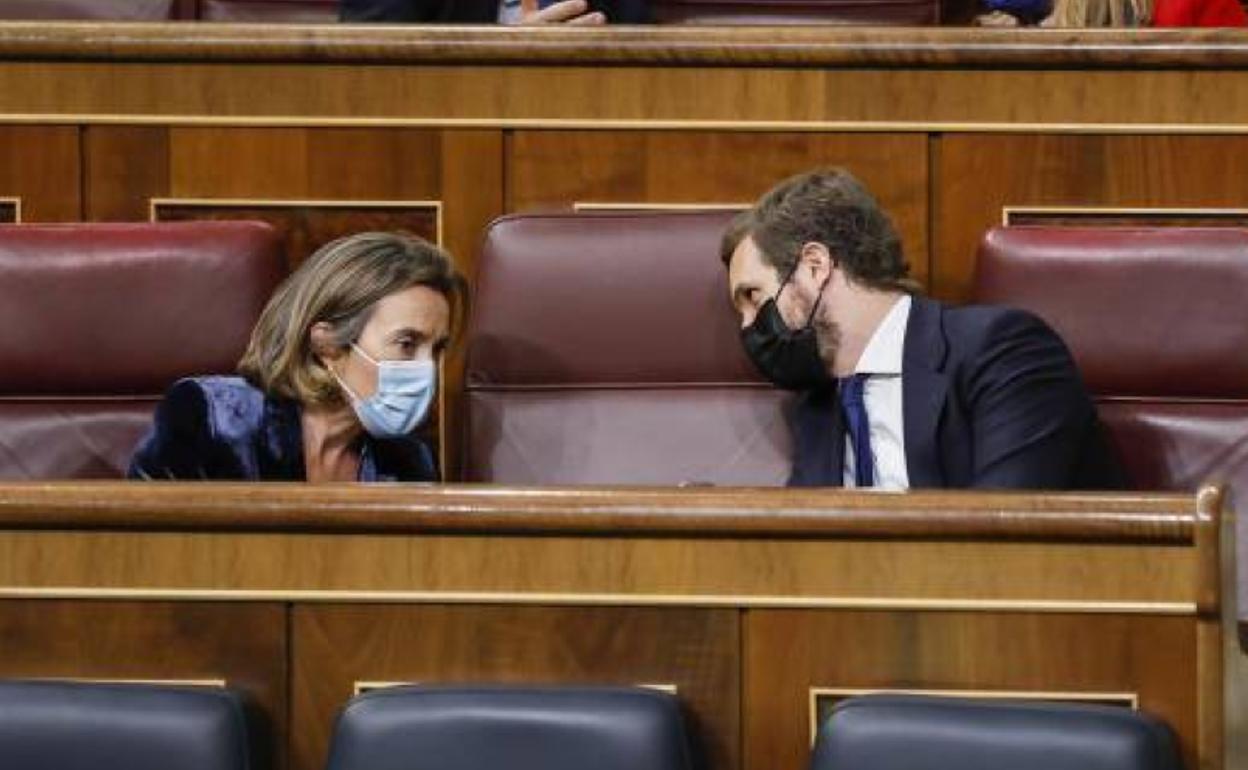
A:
309;322;345;367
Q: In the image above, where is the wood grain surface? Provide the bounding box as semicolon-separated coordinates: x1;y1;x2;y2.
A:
291;605;738;770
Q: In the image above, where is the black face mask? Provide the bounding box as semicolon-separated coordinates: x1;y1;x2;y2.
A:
740;271;833;391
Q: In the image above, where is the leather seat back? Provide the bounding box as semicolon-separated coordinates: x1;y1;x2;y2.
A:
465;211;792;485
0;221;283;478
811;695;1180;770
326;686;695;770
0;680;254;770
974;225;1248;494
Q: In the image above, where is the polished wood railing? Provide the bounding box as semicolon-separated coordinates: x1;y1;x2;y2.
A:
0;483;1234;770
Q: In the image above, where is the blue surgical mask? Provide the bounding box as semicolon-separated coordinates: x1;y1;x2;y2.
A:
332;343;436;439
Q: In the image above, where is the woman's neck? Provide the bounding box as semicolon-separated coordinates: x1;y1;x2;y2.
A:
300;402;363;483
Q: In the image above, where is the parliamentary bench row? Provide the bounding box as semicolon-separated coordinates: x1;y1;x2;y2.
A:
0;215;1245;497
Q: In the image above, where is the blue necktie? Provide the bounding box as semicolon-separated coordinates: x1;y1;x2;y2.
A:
839;374;875;488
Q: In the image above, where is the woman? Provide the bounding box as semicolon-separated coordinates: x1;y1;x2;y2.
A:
129;231;466;482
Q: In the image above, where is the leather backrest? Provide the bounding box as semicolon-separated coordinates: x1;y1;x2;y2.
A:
0;0;184;19
465;212;791;485
974;226;1248;494
0;680;253;770
326;686;694;770
0;221;284;479
650;0;946;24
811;695;1180;770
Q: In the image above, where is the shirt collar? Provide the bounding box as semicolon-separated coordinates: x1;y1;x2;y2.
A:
853;294;912;376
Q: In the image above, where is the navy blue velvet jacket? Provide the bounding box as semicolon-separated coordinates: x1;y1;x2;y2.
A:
128;377;438;482
788;297;1126;491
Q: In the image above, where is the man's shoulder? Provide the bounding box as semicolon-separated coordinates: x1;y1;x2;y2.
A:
928;299;1062;356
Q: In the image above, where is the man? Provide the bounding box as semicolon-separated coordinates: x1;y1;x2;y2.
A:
340;0;650;24
723;168;1125;490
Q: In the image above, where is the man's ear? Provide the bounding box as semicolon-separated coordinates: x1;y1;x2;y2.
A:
797;241;834;285
309;322;345;367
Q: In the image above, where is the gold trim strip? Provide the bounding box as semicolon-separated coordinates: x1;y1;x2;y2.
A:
27;677;227;688
1003;205;1248;226
573;202;749;212
354;681;677;696
2;115;1248;134
0;587;1199;614
807;687;1140;743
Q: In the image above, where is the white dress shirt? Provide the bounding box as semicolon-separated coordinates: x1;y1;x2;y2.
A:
842;294;912;491
498;0;523;22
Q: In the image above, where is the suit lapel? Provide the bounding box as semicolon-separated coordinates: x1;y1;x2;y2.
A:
792;387;844;487
902;296;950;488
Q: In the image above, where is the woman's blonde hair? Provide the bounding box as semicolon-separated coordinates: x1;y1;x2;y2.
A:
238;231;466;405
1045;0;1150;25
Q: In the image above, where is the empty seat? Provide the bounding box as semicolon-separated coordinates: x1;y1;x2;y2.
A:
326;685;695;770
0;680;253;770
465;211;791;485
0;221;283;479
974;226;1248;495
810;695;1181;770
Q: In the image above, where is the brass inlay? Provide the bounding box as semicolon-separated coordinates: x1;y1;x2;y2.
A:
148;197;444;247
0;587;1199;615
1003;205;1248;227
29;677;227;688
573;202;748;212
808;687;1140;744
0;196;21;223
355;681;676;696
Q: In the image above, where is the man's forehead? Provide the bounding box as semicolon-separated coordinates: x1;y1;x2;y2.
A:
729;237;775;284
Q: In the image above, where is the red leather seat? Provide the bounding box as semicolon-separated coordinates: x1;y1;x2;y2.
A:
974;226;1248;494
0;221;284;479
464;211;791;486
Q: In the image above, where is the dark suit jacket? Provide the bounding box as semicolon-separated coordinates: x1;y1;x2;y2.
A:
127;376;438;482
340;0;651;23
788;296;1125;490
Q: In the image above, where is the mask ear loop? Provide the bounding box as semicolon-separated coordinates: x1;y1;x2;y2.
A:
777;258;832;330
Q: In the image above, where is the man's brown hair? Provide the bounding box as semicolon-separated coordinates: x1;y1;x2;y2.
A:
721;167;919;294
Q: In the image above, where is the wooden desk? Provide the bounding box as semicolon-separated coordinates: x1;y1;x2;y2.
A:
0;483;1232;769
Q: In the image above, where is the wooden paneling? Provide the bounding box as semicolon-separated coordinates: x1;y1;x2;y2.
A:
153;200;440;270
290;605;739;770
509;131;930;286
83;126;170;221
0;125;79;221
744;609;1200;770
935;134;1248;302
0;599;289;768
163;127;502;274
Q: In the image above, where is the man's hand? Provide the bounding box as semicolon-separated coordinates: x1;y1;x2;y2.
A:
519;0;606;24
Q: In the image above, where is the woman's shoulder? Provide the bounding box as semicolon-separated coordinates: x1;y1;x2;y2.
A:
162;376;269;440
